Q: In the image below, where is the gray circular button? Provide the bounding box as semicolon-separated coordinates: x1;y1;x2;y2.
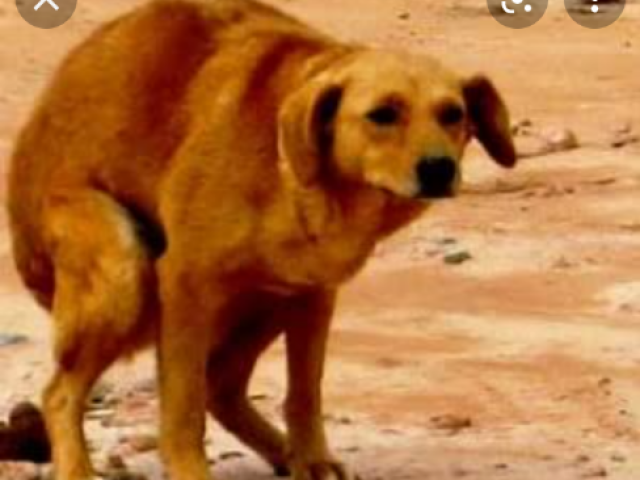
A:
16;0;76;29
487;0;549;29
565;0;625;29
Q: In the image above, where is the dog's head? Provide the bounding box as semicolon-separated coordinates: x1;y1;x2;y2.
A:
279;50;516;199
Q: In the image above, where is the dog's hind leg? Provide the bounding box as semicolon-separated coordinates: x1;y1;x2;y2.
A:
207;316;289;476
41;190;153;480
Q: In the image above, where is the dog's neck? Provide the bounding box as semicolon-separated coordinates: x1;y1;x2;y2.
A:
278;169;426;288
292;178;425;242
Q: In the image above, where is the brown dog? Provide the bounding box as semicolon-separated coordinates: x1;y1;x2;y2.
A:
7;0;516;479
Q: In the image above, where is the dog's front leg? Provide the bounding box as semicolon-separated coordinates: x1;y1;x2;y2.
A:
284;289;354;480
158;260;220;480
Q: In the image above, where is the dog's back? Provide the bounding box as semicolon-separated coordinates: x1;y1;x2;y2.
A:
8;0;331;307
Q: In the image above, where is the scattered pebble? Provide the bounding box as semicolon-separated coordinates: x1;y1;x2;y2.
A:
398;12;411;20
552;257;576;270
431;414;473;433
89;383;118;411
127;379;157;397
0;334;29;348
515;121;580;158
102;470;149;480
610;130;639;149
597;377;612;390
443;251;473;266
542;128;580;152
581;466;608;478
106;453;126;470
340;446;360;453
324;414;353;425
218;451;245;461
125;434;158;454
452;466;470;477
512;118;533;135
86;410;115;422
433;237;458;246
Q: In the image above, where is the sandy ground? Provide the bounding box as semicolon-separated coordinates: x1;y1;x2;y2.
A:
1;0;640;479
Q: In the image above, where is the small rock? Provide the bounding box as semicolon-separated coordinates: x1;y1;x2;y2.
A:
552;257;575;270
576;454;592;464
0;334;29;348
128;379;157;397
324;414;353;425
431;414;473;433
89;383;118;411
581;466;608;478
106;453;126;470
340;446;360;453
512;118;534;135
494;463;509;470
443;251;473;265
125;434;158;454
610;130;639;148
398;12;411;20
375;357;404;369
543;127;580;152
433;237;458;246
517;126;580;158
610;454;626;463
86;410;114;422
219;451;245;461
103;470;148;480
452;467;470;477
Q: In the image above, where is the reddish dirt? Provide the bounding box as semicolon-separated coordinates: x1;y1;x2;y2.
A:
1;0;640;479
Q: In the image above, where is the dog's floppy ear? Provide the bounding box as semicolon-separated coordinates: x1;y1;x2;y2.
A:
278;77;343;187
463;75;516;168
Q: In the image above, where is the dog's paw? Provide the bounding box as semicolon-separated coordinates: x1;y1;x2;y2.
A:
291;459;357;480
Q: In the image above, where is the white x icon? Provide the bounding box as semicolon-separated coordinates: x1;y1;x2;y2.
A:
34;0;59;11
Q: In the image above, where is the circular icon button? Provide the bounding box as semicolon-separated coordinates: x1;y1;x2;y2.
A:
565;0;625;29
487;0;549;29
16;0;76;29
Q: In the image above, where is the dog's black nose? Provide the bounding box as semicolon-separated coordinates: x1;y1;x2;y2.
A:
416;156;457;198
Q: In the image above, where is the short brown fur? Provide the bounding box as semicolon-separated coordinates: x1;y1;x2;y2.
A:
8;1;516;479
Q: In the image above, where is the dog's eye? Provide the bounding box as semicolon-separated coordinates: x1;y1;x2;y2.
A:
366;105;401;126
438;104;465;126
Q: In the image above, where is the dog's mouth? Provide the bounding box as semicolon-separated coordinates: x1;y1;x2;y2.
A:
372;184;428;205
372;182;457;202
416;185;457;200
